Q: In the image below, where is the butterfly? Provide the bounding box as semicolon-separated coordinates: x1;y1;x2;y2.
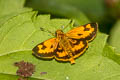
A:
32;22;98;64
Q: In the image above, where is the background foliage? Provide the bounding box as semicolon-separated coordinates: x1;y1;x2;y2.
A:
0;0;120;80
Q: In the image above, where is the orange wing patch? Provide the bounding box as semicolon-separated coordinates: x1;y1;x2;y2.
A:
54;44;75;64
66;23;98;42
32;23;98;64
55;46;69;61
32;38;58;59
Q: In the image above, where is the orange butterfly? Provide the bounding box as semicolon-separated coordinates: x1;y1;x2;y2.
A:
32;22;98;64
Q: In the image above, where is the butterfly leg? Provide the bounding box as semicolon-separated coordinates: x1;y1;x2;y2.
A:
68;51;75;64
69;57;75;64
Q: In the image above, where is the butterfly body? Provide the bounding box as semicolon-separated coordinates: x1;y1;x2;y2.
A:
32;23;98;64
55;30;75;64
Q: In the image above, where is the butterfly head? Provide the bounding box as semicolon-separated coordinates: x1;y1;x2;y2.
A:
55;30;64;38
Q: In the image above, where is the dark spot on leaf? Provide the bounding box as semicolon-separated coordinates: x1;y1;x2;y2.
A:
40;27;44;31
40;72;47;75
14;60;35;78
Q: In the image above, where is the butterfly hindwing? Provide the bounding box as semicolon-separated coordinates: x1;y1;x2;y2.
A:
54;38;88;62
32;38;58;59
66;23;98;42
68;38;88;59
54;44;70;61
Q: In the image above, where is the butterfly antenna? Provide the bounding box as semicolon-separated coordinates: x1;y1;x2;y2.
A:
63;20;74;30
40;27;55;36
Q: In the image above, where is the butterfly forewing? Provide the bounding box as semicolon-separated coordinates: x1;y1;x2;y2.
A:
32;38;58;59
66;23;98;42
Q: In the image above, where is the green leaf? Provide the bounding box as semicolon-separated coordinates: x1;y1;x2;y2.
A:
102;44;120;65
0;0;32;26
109;20;120;53
1;11;119;80
0;11;37;56
0;0;25;17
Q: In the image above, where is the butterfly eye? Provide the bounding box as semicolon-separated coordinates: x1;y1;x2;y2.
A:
55;30;64;37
